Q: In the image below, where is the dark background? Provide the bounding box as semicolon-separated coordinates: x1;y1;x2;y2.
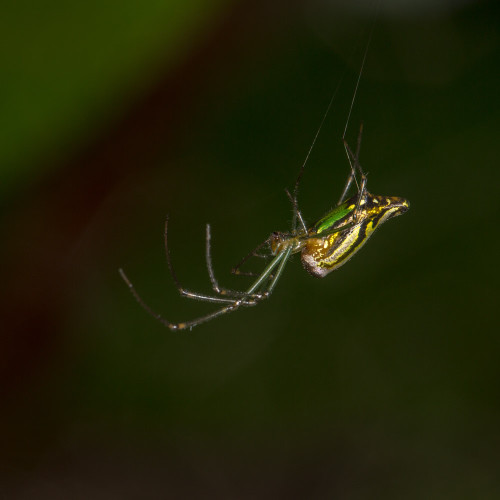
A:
1;0;499;497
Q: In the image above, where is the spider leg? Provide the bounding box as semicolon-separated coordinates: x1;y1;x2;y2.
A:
120;246;291;331
231;238;271;277
338;122;365;205
337;167;356;206
205;224;266;299
163;217;255;305
285;188;307;234
178;246;291;330
119;268;181;328
119;268;246;330
249;245;292;296
343;133;367;223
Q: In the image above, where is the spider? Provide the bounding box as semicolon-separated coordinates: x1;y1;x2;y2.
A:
119;123;409;331
120;19;410;331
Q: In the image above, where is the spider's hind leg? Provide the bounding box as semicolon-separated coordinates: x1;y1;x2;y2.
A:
120;244;292;332
205;224;266;299
163;217;256;305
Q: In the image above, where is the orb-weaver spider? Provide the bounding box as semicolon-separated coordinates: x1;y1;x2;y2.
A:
120;23;409;331
119;121;409;331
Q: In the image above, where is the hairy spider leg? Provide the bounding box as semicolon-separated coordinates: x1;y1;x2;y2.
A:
120;245;292;331
205;224;266;299
162;217;257;305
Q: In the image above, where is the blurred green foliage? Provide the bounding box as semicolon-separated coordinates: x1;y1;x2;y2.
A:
0;0;229;195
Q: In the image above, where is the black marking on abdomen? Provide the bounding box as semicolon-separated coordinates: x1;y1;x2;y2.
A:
323;218;369;267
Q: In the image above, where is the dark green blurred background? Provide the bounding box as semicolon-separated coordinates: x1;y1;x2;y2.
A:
2;0;499;497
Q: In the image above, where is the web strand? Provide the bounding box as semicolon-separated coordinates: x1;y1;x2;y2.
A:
292;78;344;203
343;4;380;141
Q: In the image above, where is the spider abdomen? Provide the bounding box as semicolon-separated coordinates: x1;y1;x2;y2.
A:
301;224;367;278
301;195;409;278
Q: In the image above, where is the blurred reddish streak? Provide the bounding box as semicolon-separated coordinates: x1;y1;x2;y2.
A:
0;0;296;397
